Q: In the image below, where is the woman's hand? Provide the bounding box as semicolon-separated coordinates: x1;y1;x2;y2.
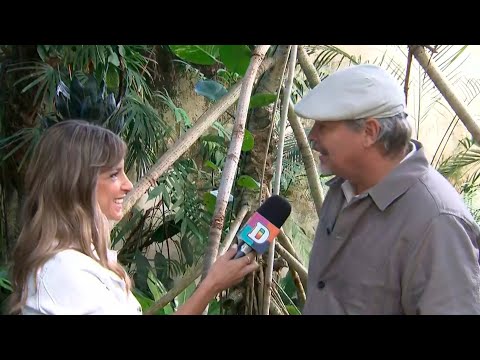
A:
204;244;259;294
174;244;259;315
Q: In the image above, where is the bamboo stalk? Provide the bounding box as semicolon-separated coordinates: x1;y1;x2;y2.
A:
404;48;413;105
275;242;308;290
277;227;302;263
409;45;480;145
298;45;321;87
258;45;291;206
290;269;306;304
263;45;297;315
287;100;324;216
292;46;325;217
201;47;271;303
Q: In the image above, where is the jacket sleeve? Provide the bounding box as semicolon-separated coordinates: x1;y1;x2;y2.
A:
401;213;480;315
37;257;133;315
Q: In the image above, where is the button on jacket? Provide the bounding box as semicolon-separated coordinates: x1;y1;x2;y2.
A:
23;249;142;315
303;140;480;315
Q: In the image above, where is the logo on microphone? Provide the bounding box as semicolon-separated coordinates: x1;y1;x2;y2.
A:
238;213;280;254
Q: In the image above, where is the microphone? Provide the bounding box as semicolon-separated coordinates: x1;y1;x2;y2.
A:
234;195;292;259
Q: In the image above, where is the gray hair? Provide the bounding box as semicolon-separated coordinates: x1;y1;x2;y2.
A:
346;112;412;156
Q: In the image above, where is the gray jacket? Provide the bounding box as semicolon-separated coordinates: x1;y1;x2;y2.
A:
303;140;480;315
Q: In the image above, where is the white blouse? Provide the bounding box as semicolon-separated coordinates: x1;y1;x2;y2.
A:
22;249;142;315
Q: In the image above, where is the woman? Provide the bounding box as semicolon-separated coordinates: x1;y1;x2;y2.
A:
8;120;257;315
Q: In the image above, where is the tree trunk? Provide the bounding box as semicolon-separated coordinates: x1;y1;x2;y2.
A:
1;45;42;255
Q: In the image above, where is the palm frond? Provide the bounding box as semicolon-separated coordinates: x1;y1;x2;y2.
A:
8;61;63;108
437;137;480;183
115;92;172;179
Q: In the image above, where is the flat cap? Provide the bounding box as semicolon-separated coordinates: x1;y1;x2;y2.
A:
294;64;406;121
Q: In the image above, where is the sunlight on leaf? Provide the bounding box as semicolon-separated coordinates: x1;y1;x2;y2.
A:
242;129;254;152
170;45;220;65
237;175;260;190
249;93;277;109
219;45;251;76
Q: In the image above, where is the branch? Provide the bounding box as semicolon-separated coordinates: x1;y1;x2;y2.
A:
409;45;480;145
290;268;306;304
263;45;297;315
120;56;276;219
287;101;324;216
258;45;291;206
201;45;271;286
298;45;321;87
289;45;324;216
277;225;302;263
274;242;308;289
404;48;413;105
422;45;438;53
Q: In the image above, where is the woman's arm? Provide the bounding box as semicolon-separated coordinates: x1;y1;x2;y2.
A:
174;245;258;315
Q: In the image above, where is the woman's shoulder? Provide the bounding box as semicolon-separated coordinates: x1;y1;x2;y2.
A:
40;249;102;277
25;249;141;315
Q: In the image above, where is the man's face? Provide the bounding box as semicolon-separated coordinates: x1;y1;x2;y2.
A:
307;120;365;179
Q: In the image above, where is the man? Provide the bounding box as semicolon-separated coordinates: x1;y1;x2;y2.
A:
293;64;480;314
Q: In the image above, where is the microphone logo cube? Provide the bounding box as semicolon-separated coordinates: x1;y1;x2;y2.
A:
238;212;280;254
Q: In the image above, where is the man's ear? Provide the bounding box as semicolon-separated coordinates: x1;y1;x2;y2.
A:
363;117;381;147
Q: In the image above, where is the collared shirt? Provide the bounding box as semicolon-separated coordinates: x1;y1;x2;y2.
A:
341;141;417;204
303;140;480;315
22;248;142;315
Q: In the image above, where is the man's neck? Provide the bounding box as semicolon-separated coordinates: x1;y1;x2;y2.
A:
350;144;411;195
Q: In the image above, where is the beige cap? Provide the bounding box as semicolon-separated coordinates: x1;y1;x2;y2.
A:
294;64;406;121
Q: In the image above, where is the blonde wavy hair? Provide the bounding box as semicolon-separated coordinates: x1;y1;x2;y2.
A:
9;119;132;314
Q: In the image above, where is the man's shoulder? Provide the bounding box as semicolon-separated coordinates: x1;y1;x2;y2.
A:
406;166;477;225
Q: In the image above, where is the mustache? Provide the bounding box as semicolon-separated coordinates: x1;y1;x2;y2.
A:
309;140;329;155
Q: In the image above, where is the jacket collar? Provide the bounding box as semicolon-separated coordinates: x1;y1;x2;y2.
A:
326;140;429;211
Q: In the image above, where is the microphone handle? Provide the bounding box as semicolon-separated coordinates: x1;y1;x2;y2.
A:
234;242;253;259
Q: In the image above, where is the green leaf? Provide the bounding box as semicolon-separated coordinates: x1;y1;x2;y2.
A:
37;45;48;62
249;93;277;109
242;129;254;152
204;160;219;171
118;45;125;57
203;192;217;214
194;80;227;101
108;52;120;67
0;268;12;292
147;270;162;302
286;305;301;315
154;252;168;280
150;219;181;245
148;185;163;201
106;66;119;91
131;288;157;313
175;282;197;306
134;251;151;293
219;45;251;76
237;175;260;190
208;300;221;315
180;236;193;266
169;45;220;65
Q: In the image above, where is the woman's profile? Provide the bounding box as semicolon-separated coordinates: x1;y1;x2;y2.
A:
8;119;257;315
